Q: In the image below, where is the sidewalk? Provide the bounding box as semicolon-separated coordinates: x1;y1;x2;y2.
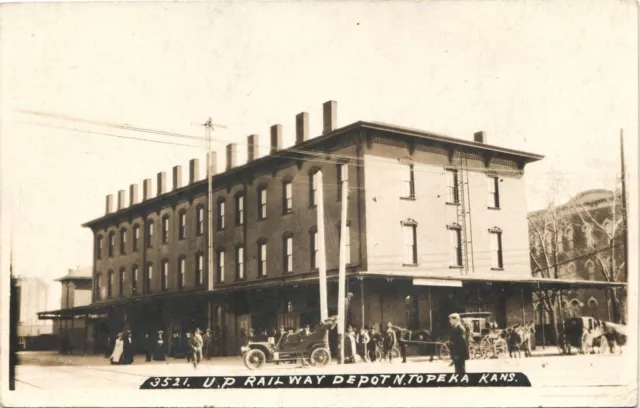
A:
17;350;239;367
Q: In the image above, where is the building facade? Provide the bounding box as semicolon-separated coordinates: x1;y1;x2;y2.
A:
16;277;52;338
50;268;93;352
83;101;545;356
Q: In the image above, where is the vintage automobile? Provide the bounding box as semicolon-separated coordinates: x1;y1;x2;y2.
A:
241;316;337;370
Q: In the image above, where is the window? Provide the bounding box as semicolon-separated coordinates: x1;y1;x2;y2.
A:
603;220;613;236
195;253;204;286
283;181;293;213
446;169;459;204
489;228;504;269
133;225;140;251
145;264;153;293
162;216;170;244
236;246;244;280
402;221;418;265
402;164;415;199
120;229;127;255
196;206;204;236
583;224;595;248
339;223;351;264
161;260;169;291
588;298;598;318
95;273;102;300
310;228;318;269
96;235;103;259
448;225;463;267
310;171;318;207
107;270;114;298
565;227;574;251
132;265;138;294
119;268;125;296
108;232;115;257
556;229;563;252
236;194;244;226
338;164;350;200
146;220;154;248
283;235;293;273
569;299;582;318
217;199;225;230
178;211;187;240
488;176;500;208
567;262;577;279
258;187;267;220
586;260;596;281
216;249;225;283
258;242;267;277
178;257;185;289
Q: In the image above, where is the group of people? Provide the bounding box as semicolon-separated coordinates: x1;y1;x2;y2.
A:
109;330;136;365
343;322;403;363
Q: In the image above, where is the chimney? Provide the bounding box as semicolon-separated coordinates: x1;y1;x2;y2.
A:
143;179;153;200
226;143;237;170
189;159;199;184
157;172;167;196
247;134;259;162
296;112;309;144
117;190;126;210
474;131;485;143
105;194;114;214
322;100;337;135
173;165;182;190
129;184;139;206
270;124;283;154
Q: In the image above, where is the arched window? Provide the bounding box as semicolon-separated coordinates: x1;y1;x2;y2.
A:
196;205;205;236
309;168;320;207
235;192;245;226
588;298;598;318
177;256;186;289
195;253;204;286
146;219;154;248
569;299;582;318
120;228;127;255
162;215;170;244
216;198;226;230
161;260;169;291
283;232;294;274
108;231;115;257
582;224;595;248
96;235;104;259
119;268;126;296
566;262;577;280
132;265;139;295
603;219;613;236
585;260;596;281
178;211;187;240
565;227;574;251
145;263;153;293
107;270;114;298
132;224;140;251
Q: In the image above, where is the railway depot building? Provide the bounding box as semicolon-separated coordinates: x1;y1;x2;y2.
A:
72;101;565;356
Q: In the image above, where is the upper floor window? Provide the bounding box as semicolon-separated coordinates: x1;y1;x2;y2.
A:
338;164;350;200
257;186;268;220
96;235;103;259
448;224;463;267
196;206;204;236
107;270;114;298
162;216;170;244
283;234;293;274
309;170;318;207
178;211;187;240
145;263;153;293
556;229;564;252
236;194;244;226
108;232;115;257
310;227;318;270
402;164;415;199
235;246;245;280
161;260;169;291
258;241;267;277
133;225;140;251
488;176;500;208
402;220;418;265
583;224;595;248
178;257;185;289
146;220;154;248
216;249;225;283
195;253;204;286
283;181;293;213
446;169;459;204
565;227;575;251
566;262;577;279
132;265;139;295
586;260;596;281
603;219;613;241
119;268;125;296
217;199;226;230
489;227;504;269
120;229;127;255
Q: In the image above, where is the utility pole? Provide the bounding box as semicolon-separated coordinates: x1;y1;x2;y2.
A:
316;171;329;346
337;170;348;364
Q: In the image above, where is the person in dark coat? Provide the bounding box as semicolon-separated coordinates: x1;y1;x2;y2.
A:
449;313;470;374
202;329;213;359
144;332;154;362
368;327;381;362
154;330;166;361
123;331;134;364
382;322;398;363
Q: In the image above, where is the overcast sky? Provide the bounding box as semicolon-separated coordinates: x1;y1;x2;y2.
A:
1;1;637;310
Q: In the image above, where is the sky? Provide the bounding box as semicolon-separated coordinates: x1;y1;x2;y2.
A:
0;0;637;311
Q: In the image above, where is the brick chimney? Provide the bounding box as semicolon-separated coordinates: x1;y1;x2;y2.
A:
129;184;139;206
247;135;259;162
270;124;283;154
296;112;309;144
117;190;126;210
157;172;167;196
322;100;337;135
173;165;182;190
189;159;199;184
226;143;237;170
474;131;485;143
143;179;153;200
105;194;114;214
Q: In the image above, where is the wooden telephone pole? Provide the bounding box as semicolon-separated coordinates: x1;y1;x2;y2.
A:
337;169;349;363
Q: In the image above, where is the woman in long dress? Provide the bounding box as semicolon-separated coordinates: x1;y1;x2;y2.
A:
110;333;124;365
154;330;166;361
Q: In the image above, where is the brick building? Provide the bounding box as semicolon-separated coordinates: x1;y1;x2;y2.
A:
73;101;611;356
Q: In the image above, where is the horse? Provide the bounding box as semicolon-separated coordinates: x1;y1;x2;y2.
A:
502;323;535;358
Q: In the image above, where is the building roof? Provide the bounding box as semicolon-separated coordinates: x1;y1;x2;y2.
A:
528;189;619;216
83;120;544;228
55;267;92;282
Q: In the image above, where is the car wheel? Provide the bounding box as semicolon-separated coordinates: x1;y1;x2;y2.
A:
244;349;266;370
310;347;331;367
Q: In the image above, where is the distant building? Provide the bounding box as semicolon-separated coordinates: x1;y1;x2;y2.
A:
16;277;52;338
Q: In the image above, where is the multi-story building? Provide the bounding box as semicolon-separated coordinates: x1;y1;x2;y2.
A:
81;101;549;356
528;189;626;325
16;276;52;338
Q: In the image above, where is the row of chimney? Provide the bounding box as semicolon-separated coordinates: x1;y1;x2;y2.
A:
105;100;339;215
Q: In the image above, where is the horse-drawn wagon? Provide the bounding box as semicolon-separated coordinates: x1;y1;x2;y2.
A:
559;316;625;355
458;312;509;359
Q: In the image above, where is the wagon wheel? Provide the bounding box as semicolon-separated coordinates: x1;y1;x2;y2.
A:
243;349;266;370
580;333;592;355
493;338;508;358
375;347;382;361
309;347;331;367
391;346;401;360
480;336;495;359
438;343;450;360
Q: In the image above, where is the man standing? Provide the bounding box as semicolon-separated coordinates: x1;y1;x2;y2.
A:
191;328;204;368
203;329;212;360
144;332;153;362
449;313;470;374
368;327;381;362
382;322;397;363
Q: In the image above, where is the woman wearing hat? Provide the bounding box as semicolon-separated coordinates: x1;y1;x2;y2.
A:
110;333;124;364
154;330;166;361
